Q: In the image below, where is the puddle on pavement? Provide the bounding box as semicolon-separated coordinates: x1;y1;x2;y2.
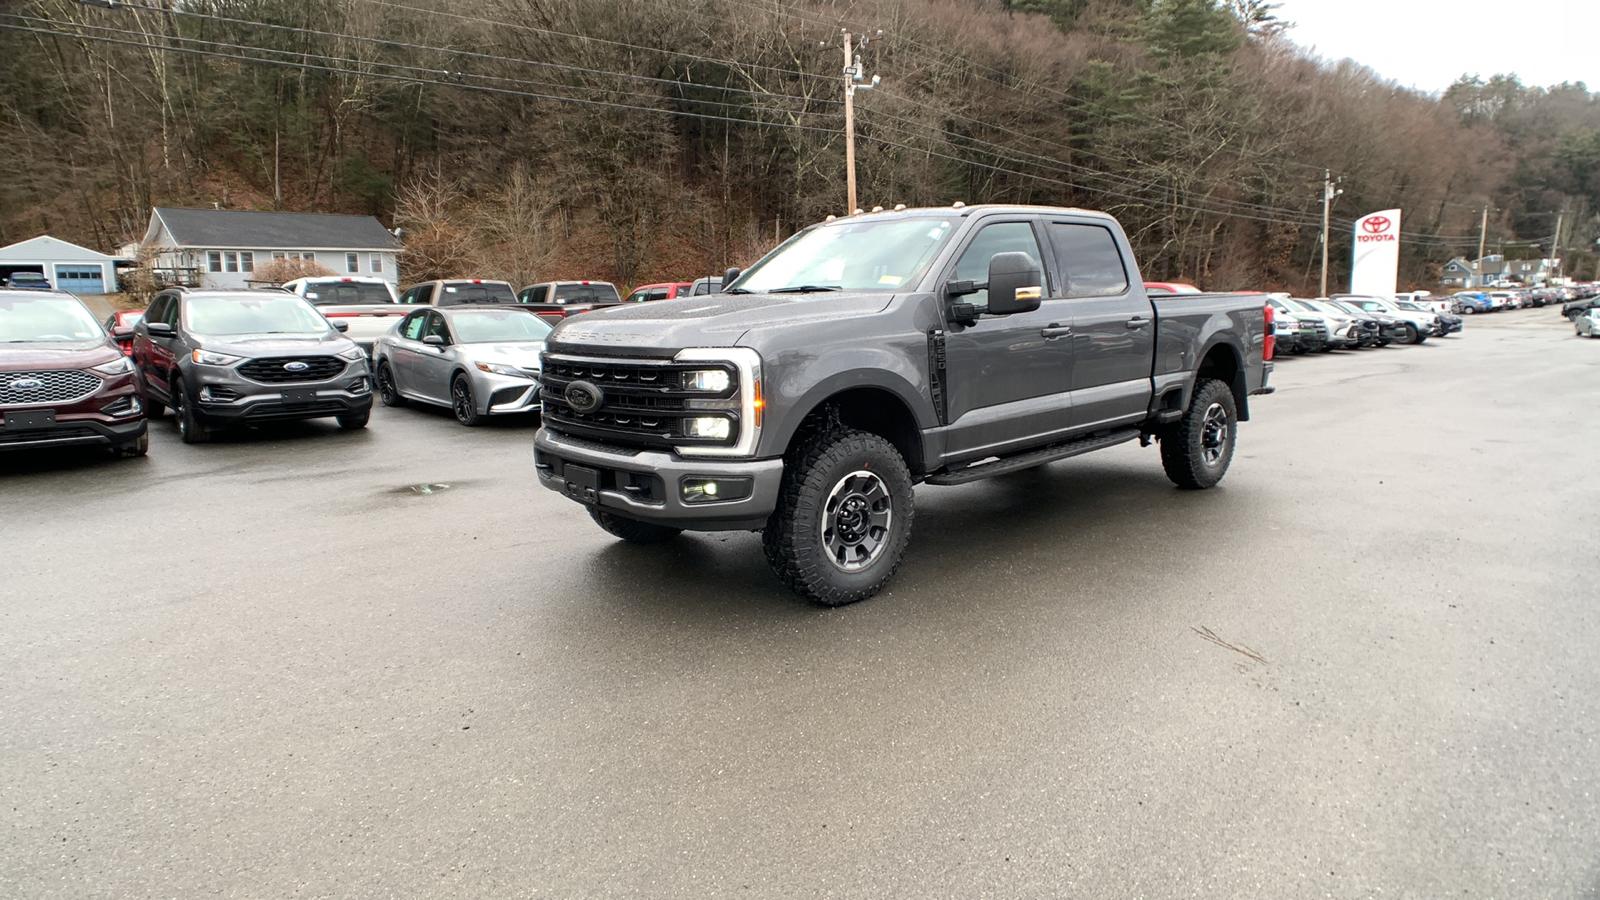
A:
392;482;456;495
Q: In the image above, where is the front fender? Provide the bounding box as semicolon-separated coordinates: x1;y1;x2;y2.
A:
756;344;937;459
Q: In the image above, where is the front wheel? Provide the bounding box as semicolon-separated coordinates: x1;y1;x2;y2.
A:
451;375;482;426
763;428;914;606
173;382;210;444
113;431;149;458
1160;378;1237;490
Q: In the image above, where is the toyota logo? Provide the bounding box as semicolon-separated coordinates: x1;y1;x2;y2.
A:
1362;216;1392;234
565;380;603;414
283;361;311;372
8;377;44;391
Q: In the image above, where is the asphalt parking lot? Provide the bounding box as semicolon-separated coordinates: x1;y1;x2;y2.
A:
4;308;1599;899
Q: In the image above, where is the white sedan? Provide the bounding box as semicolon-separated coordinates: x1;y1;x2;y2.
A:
1576;308;1600;339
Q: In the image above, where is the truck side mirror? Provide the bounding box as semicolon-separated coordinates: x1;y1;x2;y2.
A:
985;252;1043;315
723;267;741;288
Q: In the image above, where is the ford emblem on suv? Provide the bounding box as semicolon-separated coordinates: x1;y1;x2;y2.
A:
283;361;311;373
9;377;44;391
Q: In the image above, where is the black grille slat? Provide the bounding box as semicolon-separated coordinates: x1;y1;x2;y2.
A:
1;370;102;407
237;356;347;384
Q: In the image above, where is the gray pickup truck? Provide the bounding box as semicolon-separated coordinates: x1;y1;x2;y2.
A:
534;204;1273;604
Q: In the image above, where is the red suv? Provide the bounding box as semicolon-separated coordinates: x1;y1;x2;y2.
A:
0;290;148;457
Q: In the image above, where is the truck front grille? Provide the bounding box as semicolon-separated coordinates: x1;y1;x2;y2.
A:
238;356;347;384
1;370;102;407
540;354;738;450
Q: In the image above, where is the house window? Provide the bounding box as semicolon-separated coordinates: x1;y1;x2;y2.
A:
241;252;254;273
369;253;382;274
302;251;316;263
224;252;239;273
272;251;287;261
346;253;359;273
207;251;222;273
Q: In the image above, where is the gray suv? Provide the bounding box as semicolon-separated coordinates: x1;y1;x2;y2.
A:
131;288;373;443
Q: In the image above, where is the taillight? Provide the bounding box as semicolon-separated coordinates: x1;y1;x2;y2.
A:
1263;303;1275;360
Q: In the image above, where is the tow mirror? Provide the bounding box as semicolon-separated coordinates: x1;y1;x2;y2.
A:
985;252;1043;315
722;267;741;287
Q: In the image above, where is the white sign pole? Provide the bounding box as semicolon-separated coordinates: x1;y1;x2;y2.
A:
1350;209;1402;296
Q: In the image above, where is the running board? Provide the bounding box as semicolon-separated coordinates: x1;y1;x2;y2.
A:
926;428;1142;486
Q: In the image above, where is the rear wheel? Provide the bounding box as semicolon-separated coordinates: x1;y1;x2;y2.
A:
589;508;681;543
1160;378;1236;490
763;427;914;606
1460;305;1475;315
451;375;482;426
1398;324;1420;344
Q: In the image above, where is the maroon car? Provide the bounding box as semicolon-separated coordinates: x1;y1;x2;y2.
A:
103;308;145;356
0;290;148;457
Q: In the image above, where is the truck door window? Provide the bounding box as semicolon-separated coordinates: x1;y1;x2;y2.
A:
1046;223;1129;298
951;222;1044;307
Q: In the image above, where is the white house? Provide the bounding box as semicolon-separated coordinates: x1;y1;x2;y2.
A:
139;207;403;290
0;235;128;294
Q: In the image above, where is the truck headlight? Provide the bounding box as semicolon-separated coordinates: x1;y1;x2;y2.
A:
682;369;731;392
673;348;763;458
683;416;732;440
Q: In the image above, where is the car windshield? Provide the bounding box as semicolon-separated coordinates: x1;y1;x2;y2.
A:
301;282;394;305
1331;302;1365;315
1395;301;1426;312
730;216;956;294
185;295;331;337
1285;299;1320;313
551;283;620;304
441;282;517;304
448;310;553;343
0;295;105;342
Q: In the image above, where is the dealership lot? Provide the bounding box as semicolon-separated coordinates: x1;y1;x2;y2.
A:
4;310;1599;898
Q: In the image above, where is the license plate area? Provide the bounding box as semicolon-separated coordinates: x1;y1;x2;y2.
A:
281;388;318;405
4;409;57;429
563;463;601;504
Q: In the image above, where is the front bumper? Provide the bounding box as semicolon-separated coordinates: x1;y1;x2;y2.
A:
474;370;542;416
0;408;146;451
534;427;784;531
188;364;373;425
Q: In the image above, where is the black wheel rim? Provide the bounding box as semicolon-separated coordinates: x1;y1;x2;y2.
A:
820;470;893;572
378;364;396;402
453;379;473;422
1200;402;1230;466
175;390;188;436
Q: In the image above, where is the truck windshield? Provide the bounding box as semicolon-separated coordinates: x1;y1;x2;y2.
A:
731;216;955;293
0;295;105;343
302;282;395;305
186;296;331;337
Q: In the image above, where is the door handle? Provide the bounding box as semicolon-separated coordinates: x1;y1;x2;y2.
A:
1040;324;1073;339
1126;316;1152;329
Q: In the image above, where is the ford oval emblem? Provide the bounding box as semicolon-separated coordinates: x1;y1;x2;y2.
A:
565;380;603;414
9;377;44;391
283;361;311;372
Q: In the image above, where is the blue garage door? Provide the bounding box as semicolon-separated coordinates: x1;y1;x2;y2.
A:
54;265;105;294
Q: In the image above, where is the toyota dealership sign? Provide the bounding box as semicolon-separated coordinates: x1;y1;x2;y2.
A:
1351;208;1402;296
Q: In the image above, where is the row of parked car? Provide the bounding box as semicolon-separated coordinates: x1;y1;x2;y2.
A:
1266;293;1461;354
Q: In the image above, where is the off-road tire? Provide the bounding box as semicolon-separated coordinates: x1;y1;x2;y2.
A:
762;428;915;607
589;508;681;543
113;431;149;458
452;375;482;426
338;408;370;430
173;381;210;444
376;361;406;407
1159;378;1236;490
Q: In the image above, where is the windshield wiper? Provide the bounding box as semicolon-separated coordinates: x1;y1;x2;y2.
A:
724;287;754;294
766;285;841;294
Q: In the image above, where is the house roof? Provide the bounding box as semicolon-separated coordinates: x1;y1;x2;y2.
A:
150;207;402;251
0;235;123;261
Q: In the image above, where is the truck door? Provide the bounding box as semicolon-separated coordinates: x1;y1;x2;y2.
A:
939;218;1076;463
1043;220;1154;430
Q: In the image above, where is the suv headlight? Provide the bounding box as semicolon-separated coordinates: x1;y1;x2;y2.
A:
338;347;367;361
673;348;763;458
192;349;243;366
91;356;134;375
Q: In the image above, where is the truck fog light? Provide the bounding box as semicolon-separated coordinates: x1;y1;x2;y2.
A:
681;476;753;504
683;369;731;392
683;416;732;440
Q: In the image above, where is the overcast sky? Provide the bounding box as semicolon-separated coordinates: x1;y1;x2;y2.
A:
1270;0;1600;94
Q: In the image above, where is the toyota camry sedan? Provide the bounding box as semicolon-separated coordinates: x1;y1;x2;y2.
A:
371;306;550;425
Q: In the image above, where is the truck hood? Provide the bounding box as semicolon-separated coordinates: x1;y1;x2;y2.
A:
545;292;897;357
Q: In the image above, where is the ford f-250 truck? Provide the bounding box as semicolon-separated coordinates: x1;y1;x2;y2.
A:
533;204;1273;605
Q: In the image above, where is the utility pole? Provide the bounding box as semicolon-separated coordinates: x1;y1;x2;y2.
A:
838;30;880;215
1477;206;1489;274
1551;210;1564;280
1319;170;1341;297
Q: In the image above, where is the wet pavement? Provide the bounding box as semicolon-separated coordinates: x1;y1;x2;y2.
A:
4;307;1599;898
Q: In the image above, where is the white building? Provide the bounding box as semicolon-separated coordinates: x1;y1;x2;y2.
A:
0;235;128;294
139;207;403;290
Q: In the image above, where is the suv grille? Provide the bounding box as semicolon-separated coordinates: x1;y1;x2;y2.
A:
540;354;738;450
238;356;347;384
1;370;101;407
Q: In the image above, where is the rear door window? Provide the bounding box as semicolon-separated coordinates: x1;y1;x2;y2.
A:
1045;223;1129;298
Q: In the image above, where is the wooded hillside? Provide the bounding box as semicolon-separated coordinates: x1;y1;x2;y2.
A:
1;0;1596;291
